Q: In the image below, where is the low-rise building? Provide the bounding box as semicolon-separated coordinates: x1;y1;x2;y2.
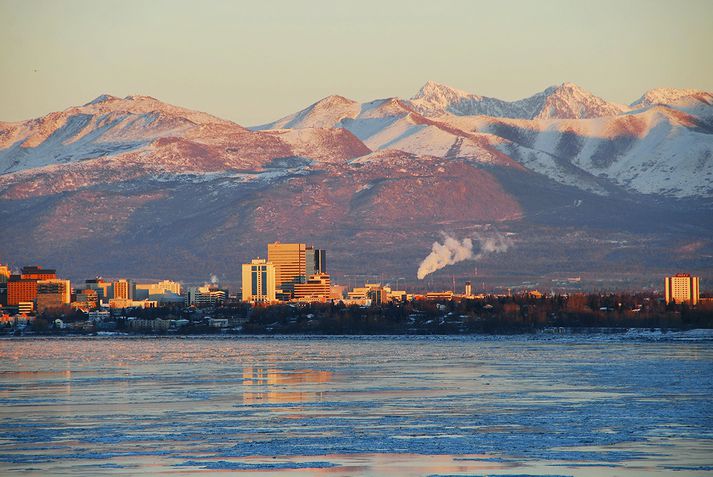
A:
293;273;331;302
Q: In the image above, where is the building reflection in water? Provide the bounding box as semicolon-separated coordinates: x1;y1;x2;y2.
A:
241;367;332;404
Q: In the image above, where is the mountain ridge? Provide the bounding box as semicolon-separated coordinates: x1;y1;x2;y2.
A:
1;83;712;287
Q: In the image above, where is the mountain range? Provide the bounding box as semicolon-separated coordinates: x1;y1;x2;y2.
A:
1;82;712;290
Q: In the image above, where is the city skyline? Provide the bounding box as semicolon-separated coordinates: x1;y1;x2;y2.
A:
2;3;712;476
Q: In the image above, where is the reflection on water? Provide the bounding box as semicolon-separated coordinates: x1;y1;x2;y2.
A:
0;336;711;477
241;367;332;404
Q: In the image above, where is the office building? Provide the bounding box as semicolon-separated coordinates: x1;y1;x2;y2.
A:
72;288;99;311
0;263;9;282
36;279;71;312
242;259;276;303
20;266;57;281
306;247;326;276
113;279;135;301
665;274;700;305
7;265;58;306
0;262;8;306
7;276;37;306
84;278;112;301
185;285;227;307
293;273;331;302
136;280;182;296
267;242;307;294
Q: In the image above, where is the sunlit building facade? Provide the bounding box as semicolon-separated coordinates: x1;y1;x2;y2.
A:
0;263;9;282
242;259;276;303
36;279;71;312
293;273;331;302
113;279;135;301
185;285;227;307
665;273;700;305
136;280;182;296
267;242;307;294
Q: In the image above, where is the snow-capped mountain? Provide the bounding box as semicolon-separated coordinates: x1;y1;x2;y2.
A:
254;82;713;198
407;81;626;119
631;88;713;110
1;85;712;286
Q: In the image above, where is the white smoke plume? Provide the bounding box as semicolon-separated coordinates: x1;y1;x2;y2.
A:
417;230;513;280
210;274;219;284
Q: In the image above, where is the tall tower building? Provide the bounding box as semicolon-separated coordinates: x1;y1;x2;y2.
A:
306;247;326;276
242;259;276;303
267;242;307;293
665;274;700;305
266;242;327;297
465;281;472;297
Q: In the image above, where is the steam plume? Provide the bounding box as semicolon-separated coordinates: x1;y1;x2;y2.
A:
417;230;513;280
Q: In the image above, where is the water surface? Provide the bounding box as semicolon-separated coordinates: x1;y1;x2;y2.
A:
1;334;712;476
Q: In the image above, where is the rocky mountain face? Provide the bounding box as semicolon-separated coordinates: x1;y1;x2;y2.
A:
1;84;712;290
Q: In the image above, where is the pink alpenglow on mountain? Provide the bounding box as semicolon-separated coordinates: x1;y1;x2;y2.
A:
0;82;712;285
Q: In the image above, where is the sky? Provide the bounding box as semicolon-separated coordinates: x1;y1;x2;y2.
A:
1;0;712;126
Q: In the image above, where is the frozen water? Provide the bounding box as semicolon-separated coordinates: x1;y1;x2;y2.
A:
0;335;711;476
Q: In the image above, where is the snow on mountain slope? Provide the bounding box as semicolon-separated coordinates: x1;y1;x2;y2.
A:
407;81;626;119
254;95;360;130
442;106;713;197
256;96;515;166
519;82;627;119
0;94;242;175
631;88;713;109
264;127;371;163
408;80;522;118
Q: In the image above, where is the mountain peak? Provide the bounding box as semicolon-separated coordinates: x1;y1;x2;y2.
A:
85;94;119;106
123;94;160;102
313;95;357;108
412;80;472;101
631;87;712;108
524;82;625;119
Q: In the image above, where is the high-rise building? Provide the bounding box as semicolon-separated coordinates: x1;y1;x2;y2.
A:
268;242;307;293
113;279;135;300
267;243;326;298
36;279;71;312
465;281;472;297
306;247;326;277
7;275;38;306
242;259;276;303
293;273;331;302
665;274;700;305
7;266;59;306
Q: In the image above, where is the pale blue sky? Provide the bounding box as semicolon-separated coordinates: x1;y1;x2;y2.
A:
1;0;711;125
